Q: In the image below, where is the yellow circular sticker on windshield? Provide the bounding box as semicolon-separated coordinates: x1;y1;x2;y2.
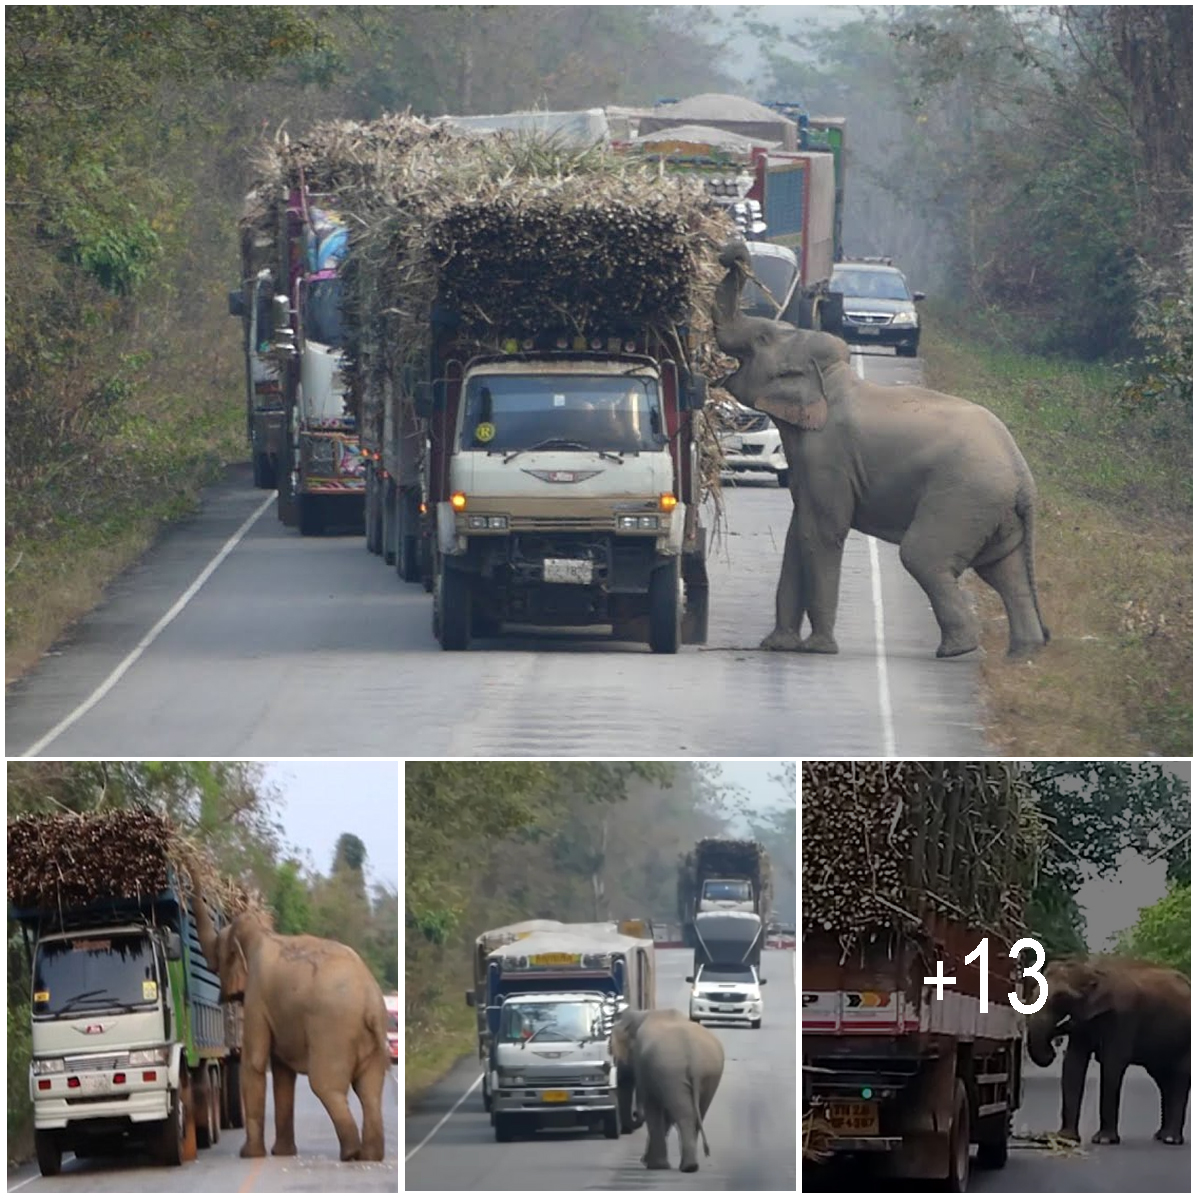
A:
475;422;496;444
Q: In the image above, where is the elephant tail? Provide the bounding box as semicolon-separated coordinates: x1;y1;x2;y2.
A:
1017;485;1050;644
687;1073;711;1158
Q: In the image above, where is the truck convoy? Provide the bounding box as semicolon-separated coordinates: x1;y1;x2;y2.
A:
7;811;243;1178
801;762;1039;1190
237;167;366;534
466;921;656;1139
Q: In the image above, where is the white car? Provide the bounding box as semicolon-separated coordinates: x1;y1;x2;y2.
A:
718;402;788;488
689;963;764;1029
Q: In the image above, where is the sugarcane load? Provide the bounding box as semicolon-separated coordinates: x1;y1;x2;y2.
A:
239;111;731;652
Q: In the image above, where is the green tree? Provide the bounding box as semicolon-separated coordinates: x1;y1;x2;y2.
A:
269;859;312;935
1111;884;1190;976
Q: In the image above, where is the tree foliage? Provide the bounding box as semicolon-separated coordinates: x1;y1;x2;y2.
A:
1111;883;1190;977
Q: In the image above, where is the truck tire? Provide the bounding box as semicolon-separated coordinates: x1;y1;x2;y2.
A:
195;1067;215;1150
602;1110;619;1139
154;1086;186;1167
975;1111;1009;1170
382;481;397;565
750;1018;762;1029
421;537;434;593
777;469;790;488
34;1130;62;1177
366;472;382;555
648;560;681;654
224;1060;244;1130
298;494;324;537
182;1074;199;1162
494;1113;517;1143
253;452;276;490
438;564;472;651
942;1078;970;1192
399;493;421;583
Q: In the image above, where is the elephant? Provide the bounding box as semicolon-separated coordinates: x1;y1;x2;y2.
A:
711;239;1050;660
611;1008;724;1172
1026;957;1190;1145
189;877;391;1162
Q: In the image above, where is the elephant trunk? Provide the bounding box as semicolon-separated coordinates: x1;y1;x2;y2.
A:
711;245;755;360
1026;1010;1063;1068
188;864;221;974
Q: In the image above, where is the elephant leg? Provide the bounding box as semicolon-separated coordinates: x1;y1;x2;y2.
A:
761;507;806;651
239;1059;269;1158
899;519;981;658
269;1057;298;1156
308;1063;364;1162
973;544;1046;656
798;527;845;654
352;1060;388;1162
642;1104;671;1170
1152;1064;1189;1144
1057;1040;1089;1141
675;1103;700;1174
1092;1057;1128;1144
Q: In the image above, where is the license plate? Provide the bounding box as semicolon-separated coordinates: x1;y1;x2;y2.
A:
80;1075;112;1096
826;1101;879;1135
718;1004;741;1012
541;1089;570;1103
544;558;592;585
856;325;880;335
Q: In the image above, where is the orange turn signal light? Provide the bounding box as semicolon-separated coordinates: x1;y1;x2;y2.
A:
659;493;678;513
450;492;467;512
418;502;428;515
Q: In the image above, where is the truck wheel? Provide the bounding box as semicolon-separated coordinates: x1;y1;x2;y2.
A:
421;537;434;593
252;452;276;490
34;1130;62;1177
298;494;324;536
602;1111;619;1139
195;1067;214;1149
777;469;790;488
399;493;421;582
681;583;709;645
942;1078;970;1192
154;1086;186;1167
648;561;681;654
898;341;919;358
366;473;382;555
182;1074;199;1162
494;1113;515;1143
382;482;397;565
750;1018;762;1029
483;1084;492;1113
224;1061;244;1130
439;565;472;650
975;1111;1009;1170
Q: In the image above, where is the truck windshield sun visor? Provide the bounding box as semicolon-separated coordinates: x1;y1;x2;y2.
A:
33;933;159;1017
461;374;664;454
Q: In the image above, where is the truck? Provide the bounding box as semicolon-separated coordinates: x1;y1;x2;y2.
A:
228;189;285;489
11;878;243;1176
467;927;656;1123
239;175;366;534
801;761;1037;1190
677;837;772;971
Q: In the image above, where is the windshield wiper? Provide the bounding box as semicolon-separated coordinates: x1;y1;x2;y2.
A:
502;438;624;465
54;990;126;1015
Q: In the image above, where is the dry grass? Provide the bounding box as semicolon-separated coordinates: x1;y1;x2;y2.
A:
923;318;1192;755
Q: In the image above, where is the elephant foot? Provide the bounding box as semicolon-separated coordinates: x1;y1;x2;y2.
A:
799;633;838;654
760;628;804;651
680;1162;699;1174
936;632;979;658
1006;638;1047;660
239;1142;268;1159
271;1140;297;1157
1155;1129;1185;1145
1055;1128;1081;1144
1091;1130;1120;1145
644;1159;671;1171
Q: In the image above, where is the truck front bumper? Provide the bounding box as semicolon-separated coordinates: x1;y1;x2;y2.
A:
33;1085;171;1130
691;998;763;1022
492;1085;616;1115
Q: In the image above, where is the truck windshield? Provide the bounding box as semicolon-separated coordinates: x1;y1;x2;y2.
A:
33;933;159;1017
304;278;345;347
499;999;605;1043
703;880;752;902
697;964;756;984
830;269;911;301
460;374;664;454
743;254;798;318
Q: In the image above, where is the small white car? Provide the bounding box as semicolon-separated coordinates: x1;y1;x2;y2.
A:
689;963;763;1029
718;402;789;488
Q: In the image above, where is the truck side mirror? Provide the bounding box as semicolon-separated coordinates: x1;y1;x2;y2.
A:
912;291;926;302
760;978;768;985
228;289;245;318
165;933;183;961
465;989;475;1007
685;975;694;984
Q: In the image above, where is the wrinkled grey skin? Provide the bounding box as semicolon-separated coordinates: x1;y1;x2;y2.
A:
611;1008;724;1172
1026;958;1190;1146
712;240;1050;659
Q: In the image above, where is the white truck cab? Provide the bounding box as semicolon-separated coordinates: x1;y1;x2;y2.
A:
489;990;622;1142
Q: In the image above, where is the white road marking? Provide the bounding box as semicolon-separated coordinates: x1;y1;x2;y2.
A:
404;1072;483;1163
853;352;898;756
20;492;277;757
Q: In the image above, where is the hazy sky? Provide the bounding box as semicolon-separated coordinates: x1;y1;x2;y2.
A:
259;760;399;889
714;759;795;830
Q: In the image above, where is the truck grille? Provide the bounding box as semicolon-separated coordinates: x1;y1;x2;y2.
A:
844;312;891;326
510;516;615;532
64;1053;129;1073
710;992;748;1003
732;410;769;433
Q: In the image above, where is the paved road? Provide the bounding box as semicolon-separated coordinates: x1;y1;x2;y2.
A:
6;1071;399;1193
6;349;985;757
404;948;795;1190
803;1059;1190;1193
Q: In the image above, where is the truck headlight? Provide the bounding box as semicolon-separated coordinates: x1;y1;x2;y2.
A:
891;311;917;326
617;514;659;530
467;515;508;530
31;1058;65;1075
129;1047;170;1067
498;1070;525;1086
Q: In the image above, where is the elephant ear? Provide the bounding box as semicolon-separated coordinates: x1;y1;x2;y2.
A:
1074;969;1117;1021
753;366;827;432
219;925;250;998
